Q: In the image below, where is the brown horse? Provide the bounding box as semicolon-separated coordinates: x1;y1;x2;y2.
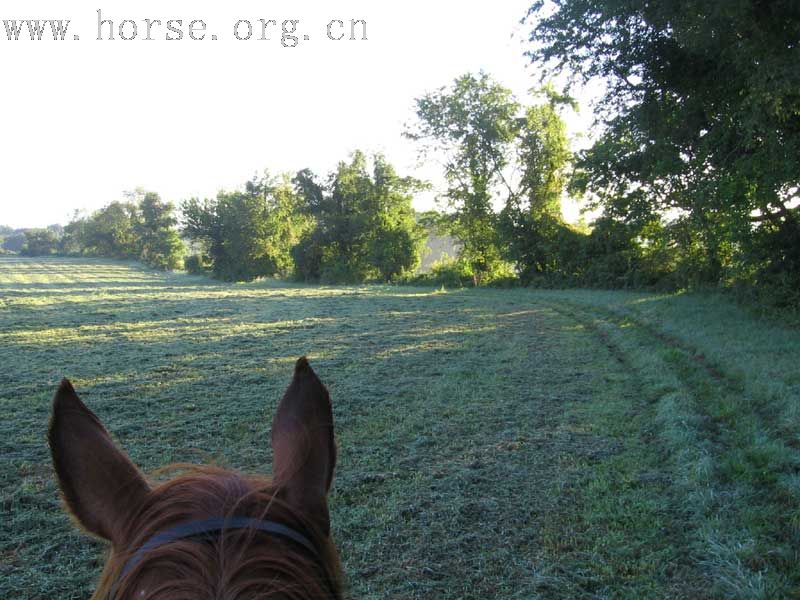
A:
48;357;343;599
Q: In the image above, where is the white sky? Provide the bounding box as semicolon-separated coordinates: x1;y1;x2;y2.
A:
1;0;597;229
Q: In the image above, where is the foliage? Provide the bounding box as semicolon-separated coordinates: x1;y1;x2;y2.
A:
292;152;427;283
56;192;184;270
402;252;517;289
182;174;312;282
427;254;474;287
408;74;578;285
501;88;578;282
78;201;142;259
2;230;27;253
515;86;576;218
60;212;90;256
406;73;519;285
744;213;800;308
502;213;583;284
526;0;800;301
2;225;67;257
580;217;646;288
401;253;474;288
182;192;272;281
20;228;60;256
183;254;209;275
136;192;185;270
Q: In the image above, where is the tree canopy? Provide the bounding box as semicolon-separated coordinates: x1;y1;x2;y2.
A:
407;73;576;284
182;173;313;281
55;192;184;270
526;0;800;294
181;153;426;283
292;151;427;283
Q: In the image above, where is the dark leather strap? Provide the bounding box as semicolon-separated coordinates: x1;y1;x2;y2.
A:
110;517;318;597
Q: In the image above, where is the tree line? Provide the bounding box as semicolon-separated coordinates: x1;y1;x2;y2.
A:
3;152;429;284
3;82;578;288
181;152;426;283
4;1;797;307
2;191;184;271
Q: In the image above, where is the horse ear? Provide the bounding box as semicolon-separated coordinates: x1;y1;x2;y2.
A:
271;357;337;535
48;379;149;544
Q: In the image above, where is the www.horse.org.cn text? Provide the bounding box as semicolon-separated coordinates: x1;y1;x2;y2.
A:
2;9;368;47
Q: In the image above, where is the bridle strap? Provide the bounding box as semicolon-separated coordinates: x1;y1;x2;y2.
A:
112;517;319;596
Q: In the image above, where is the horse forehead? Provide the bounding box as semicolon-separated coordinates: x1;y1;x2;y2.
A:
109;524;325;599
123;472;277;541
149;470;270;509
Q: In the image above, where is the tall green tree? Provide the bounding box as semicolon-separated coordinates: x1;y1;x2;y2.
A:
527;0;800;288
408;74;577;284
81;201;141;258
248;173;315;278
21;229;60;256
500;86;577;281
406;73;519;285
293;152;427;283
60;211;89;256
60;194;183;270
182;191;270;281
2;230;27;253
182;173;311;281
136;192;185;270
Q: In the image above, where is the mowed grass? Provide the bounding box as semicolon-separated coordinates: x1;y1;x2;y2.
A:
1;257;798;599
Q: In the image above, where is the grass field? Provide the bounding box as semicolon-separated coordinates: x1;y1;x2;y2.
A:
1;256;799;599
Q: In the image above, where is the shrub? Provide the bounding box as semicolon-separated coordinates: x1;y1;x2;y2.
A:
184;254;209;275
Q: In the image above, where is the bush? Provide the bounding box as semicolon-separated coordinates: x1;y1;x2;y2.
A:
319;259;373;285
398;254;474;288
2;232;26;253
747;215;800;309
184;254;209;275
429;255;474;287
21;229;60;256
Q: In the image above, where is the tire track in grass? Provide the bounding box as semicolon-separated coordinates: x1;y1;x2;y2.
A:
523;299;712;599
3;259;796;598
545;298;800;599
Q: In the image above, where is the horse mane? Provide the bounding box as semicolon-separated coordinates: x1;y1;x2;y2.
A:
92;465;344;600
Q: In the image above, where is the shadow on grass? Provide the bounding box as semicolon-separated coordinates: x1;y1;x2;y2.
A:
1;258;712;599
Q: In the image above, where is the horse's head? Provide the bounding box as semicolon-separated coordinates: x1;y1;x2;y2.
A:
48;357;342;599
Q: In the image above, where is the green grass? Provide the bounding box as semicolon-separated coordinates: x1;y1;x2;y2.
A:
1;257;798;599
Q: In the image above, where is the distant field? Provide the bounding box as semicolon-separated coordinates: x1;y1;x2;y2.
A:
1;257;798;599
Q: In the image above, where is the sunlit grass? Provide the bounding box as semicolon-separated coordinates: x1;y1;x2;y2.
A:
1;257;798;599
537;289;800;599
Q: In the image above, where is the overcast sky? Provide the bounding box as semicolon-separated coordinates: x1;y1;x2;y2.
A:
1;0;596;229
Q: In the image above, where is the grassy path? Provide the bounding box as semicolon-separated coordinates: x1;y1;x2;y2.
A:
0;258;797;599
538;291;800;598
